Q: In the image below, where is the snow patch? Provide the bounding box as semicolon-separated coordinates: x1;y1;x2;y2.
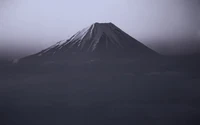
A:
34;22;149;56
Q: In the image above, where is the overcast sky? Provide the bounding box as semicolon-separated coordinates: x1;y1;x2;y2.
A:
0;0;200;59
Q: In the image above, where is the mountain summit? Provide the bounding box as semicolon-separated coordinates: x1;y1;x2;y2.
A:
21;22;157;62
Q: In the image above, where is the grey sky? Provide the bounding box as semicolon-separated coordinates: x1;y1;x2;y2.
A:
0;0;200;58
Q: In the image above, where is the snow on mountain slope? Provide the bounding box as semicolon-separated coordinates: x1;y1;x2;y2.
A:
19;22;158;63
34;22;156;57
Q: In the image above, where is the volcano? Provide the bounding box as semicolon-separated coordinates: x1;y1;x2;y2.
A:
20;22;158;62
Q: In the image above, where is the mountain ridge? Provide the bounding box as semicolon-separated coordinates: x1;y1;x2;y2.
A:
20;22;158;63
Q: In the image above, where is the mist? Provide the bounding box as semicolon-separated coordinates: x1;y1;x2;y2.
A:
0;0;200;59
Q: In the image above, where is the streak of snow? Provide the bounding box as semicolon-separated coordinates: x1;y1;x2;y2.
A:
35;22;146;56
